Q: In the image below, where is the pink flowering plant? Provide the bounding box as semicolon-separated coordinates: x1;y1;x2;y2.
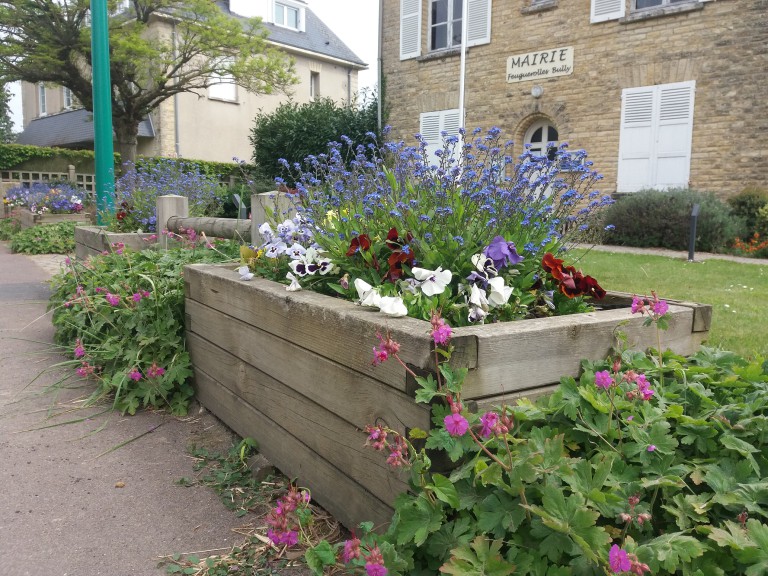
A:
304;312;768;575
245;127;613;327
48;238;238;415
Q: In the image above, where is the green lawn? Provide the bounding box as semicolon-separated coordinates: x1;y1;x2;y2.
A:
570;248;767;358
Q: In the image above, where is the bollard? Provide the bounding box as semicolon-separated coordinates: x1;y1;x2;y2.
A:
688;203;700;262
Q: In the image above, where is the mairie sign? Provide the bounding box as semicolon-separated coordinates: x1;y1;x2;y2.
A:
506;46;574;83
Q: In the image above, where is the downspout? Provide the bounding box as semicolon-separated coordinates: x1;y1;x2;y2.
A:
172;22;180;156
377;0;383;131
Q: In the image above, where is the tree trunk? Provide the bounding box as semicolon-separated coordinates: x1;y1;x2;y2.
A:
113;120;139;166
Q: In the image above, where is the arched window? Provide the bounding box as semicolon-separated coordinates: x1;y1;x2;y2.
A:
524;120;559;161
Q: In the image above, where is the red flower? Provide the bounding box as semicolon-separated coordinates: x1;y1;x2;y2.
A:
346;234;372;257
542;252;605;300
384;227;415;282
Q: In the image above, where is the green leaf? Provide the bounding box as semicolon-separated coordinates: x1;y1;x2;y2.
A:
720;434;761;475
393;493;445;546
414;374;439;404
429;474;460;509
440;536;516;576
473;492;524;539
639;532;706;572
305;541;337;575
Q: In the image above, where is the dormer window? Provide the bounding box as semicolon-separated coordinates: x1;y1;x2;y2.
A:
274;1;302;30
38;83;47;116
63;87;73;109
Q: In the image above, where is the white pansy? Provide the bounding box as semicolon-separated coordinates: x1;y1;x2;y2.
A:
289;258;309;277
487;276;513;308
469;283;489;310
286;272;302;292
258;222;275;242
355;278;381;307
412;266;453;297
287;243;306;259
378;296;408;317
264;241;287;258
237;265;254;281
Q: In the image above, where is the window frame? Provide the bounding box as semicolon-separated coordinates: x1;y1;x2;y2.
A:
309;71;320;101
208;62;238;103
38;83;47;116
429;0;463;53
274;1;301;30
633;0;693;10
63;87;73;109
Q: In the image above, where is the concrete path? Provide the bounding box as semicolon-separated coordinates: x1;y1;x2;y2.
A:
0;242;245;576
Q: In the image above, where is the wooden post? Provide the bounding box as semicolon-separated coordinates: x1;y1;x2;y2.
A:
250;191;296;245
68;165;76;181
157;195;189;250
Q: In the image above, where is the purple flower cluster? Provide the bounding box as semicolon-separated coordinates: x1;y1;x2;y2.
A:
266;485;310;548
5;182;85;214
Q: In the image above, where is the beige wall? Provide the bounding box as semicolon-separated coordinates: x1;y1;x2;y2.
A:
159;52;360;163
382;0;767;198
20;82;74;127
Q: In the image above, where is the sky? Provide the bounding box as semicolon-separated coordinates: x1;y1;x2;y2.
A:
6;0;381;132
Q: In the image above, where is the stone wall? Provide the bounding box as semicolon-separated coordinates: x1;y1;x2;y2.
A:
382;0;767;198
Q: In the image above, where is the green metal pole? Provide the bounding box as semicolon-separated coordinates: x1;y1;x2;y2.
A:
91;0;115;224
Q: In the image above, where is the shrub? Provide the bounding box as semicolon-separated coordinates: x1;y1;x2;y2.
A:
727;187;768;238
106;159;229;232
10;221;76;254
602;188;746;252
48;239;238;415
0;216;20;240
249;96;380;185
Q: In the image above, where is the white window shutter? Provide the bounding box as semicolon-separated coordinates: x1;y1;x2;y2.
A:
591;0;625;23
617;87;655;192
655;81;695;190
420;112;442;164
617;81;695;192
400;0;421;60
466;0;491;47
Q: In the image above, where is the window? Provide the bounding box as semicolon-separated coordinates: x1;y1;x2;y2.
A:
63;87;73;109
275;2;300;29
209;63;237;102
617;81;696;192
401;0;491;60
38;83;47;116
430;0;463;51
635;0;690;8
524;121;559;161
419;109;461;165
309;72;320;100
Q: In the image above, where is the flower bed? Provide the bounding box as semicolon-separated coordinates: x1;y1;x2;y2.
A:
5;182;89;229
75;225;157;260
184;262;711;531
18;208;90;229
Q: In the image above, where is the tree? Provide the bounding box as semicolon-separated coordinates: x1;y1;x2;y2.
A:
0;85;14;142
0;0;296;162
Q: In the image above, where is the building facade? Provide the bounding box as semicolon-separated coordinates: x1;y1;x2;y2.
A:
18;0;365;164
383;0;767;197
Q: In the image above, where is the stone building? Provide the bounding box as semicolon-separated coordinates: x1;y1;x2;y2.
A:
382;0;767;197
17;0;365;164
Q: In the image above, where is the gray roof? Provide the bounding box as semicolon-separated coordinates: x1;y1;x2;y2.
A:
218;3;367;68
263;8;367;68
16;108;154;148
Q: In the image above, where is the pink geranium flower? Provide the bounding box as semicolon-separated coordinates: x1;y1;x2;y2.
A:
444;413;469;437
609;544;631;573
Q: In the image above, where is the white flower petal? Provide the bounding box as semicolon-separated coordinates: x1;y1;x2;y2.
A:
378;296;408;317
285;272;302;292
354;278;373;301
237;266;254;281
487;276;513;308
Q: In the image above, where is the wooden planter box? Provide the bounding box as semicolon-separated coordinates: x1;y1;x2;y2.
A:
75;226;156;260
184;263;711;531
18;208;90;230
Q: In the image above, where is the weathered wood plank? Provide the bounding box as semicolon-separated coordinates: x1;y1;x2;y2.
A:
471;385;559;414
185;299;431;434
457;305;698;398
167;216;251;242
193;367;395;531
599;291;712;332
187;332;410;506
184;264;478;392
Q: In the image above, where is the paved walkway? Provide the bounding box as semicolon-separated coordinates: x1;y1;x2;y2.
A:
0;242;245;576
